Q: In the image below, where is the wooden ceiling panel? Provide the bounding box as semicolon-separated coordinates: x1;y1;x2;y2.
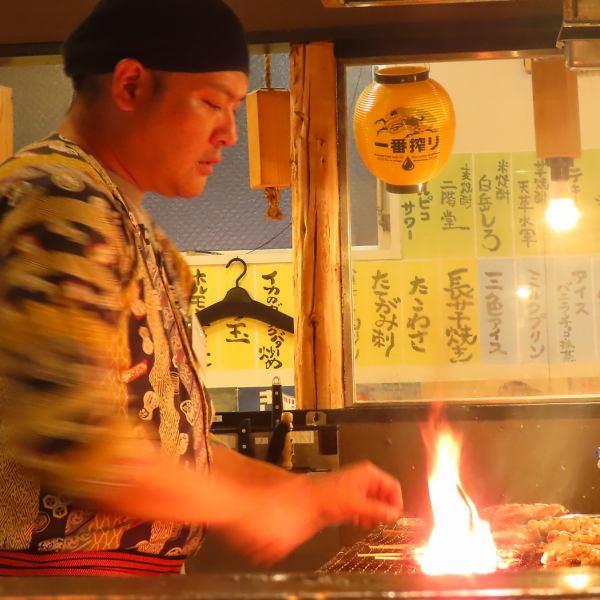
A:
0;0;96;45
0;0;562;53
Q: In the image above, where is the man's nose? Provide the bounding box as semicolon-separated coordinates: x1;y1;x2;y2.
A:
213;111;238;147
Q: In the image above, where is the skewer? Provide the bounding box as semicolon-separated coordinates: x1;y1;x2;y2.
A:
382;528;429;535
383;529;417;535
368;544;415;549
457;481;475;531
358;552;414;557
364;556;410;561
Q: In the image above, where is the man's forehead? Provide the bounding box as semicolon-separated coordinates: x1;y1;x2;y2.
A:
185;72;249;99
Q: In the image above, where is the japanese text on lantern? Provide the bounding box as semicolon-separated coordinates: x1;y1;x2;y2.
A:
258;270;285;370
371;269;401;358
388;134;440;156
444;267;478;363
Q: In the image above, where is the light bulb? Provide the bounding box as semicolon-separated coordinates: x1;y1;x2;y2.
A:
545;179;580;232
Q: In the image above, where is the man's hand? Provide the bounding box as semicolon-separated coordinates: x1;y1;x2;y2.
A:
312;460;404;529
211;448;403;564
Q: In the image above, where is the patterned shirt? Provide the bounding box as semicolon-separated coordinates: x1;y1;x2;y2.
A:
0;134;212;567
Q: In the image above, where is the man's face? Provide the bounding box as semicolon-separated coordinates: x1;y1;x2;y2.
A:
127;70;248;198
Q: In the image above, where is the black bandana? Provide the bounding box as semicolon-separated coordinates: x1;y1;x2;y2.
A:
63;0;249;77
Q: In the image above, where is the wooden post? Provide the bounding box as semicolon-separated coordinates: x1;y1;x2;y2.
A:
290;43;344;410
0;86;14;162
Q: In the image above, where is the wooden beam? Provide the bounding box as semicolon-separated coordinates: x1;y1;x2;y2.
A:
290;42;344;410
0;86;13;162
531;56;581;160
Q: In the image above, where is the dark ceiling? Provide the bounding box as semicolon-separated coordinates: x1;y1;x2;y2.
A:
0;0;563;59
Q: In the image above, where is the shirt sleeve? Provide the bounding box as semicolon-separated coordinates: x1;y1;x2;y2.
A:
0;164;145;500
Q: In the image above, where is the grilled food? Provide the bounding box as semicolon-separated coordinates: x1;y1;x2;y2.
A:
320;505;600;574
484;506;600;568
480;503;569;529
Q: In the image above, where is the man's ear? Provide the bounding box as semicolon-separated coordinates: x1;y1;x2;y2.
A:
111;58;152;111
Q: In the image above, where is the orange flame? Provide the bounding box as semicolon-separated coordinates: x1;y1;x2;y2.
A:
417;425;498;575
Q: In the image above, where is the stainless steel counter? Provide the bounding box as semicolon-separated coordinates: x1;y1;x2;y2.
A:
2;569;600;600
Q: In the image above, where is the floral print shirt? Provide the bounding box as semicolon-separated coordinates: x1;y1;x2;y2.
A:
0;134;212;558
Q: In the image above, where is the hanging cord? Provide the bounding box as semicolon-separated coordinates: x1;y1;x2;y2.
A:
264;187;284;221
264;52;273;90
263;49;284;221
245;222;291;254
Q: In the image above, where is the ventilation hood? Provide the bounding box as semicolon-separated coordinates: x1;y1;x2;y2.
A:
0;0;564;61
557;0;600;68
318;0;599;68
321;0;512;6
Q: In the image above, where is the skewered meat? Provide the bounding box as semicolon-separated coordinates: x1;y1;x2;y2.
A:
542;538;600;567
480;503;569;529
531;516;600;567
492;525;541;546
528;515;600;539
547;528;600;545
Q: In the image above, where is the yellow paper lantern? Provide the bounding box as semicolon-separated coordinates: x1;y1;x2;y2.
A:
353;65;456;193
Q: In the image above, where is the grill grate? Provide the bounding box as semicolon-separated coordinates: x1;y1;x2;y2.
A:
319;518;427;575
319;517;541;575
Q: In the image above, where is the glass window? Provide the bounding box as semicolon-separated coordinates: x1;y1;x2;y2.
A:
345;58;600;403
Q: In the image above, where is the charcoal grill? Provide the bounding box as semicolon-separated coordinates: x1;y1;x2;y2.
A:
320;517;540;576
0;518;599;600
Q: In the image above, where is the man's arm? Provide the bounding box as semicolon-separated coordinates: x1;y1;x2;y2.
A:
210;439;295;485
0;166;402;563
208;444;403;564
92;443;402;566
210;441;404;525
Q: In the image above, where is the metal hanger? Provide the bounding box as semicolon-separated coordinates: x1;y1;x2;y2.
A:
196;257;294;333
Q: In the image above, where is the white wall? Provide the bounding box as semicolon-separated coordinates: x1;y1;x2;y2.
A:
429;58;600;153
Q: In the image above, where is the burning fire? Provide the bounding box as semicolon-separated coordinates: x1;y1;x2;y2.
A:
417;425;499;575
